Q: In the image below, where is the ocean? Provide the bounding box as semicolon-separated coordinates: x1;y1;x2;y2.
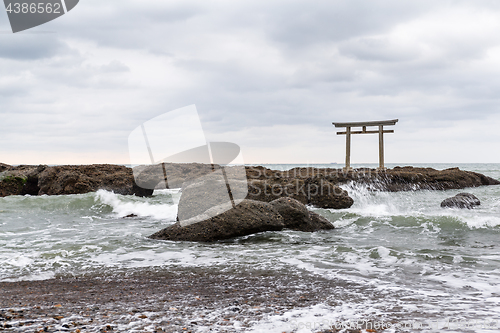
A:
1;163;500;332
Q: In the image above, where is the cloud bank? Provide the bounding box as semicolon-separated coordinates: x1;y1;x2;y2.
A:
1;0;500;164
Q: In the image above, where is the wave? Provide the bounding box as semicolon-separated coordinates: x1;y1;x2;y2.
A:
94;189;178;221
330;183;500;229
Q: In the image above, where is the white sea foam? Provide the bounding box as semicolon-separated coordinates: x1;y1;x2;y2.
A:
90;247;227;268
95;190;177;220
461;215;500;228
6;254;33;267
248;303;402;333
1;271;55;282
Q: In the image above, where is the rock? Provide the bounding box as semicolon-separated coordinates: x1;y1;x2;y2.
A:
308;211;336;231
247;177;354;209
1;163;498;200
149;200;285;242
246;166;500;192
0;175;25;197
150;197;335;242
441;193;481;209
305;177;354;209
247;178;309;204
0;163;10;173
0;165;47;196
0;164;152;197
269;197;309;230
132;163;220;190
269;197;334;231
176;169;248;223
37;164;153;197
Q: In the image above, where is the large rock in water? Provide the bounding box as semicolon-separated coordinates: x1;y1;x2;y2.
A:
175;169;248;223
0;164;153;197
132;163;220;190
38;165;153;196
245;166;500;192
149;197;336;242
269;197;334;232
247;177;354;209
149;200;285;242
0;163;10;173
0;165;48;196
441;193;481;209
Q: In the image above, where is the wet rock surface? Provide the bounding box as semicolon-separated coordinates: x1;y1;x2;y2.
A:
0;163;10;173
132;163;218;190
151;197;335;242
245;165;500;192
37;165;152;197
246;177;354;209
0;164;152;197
0;165;47;197
149;199;285;242
176;171;248;222
269;197;334;232
441;192;481;209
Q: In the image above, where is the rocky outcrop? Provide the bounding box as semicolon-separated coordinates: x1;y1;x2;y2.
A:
0;175;25;197
269;197;334;232
0;164;152;197
0;163;10;173
441;193;481;209
149;198;335;242
149;200;285;242
1;163;498;200
132;163;354;211
38;165;152;196
132;163;219;190
246;177;354;209
0;165;48;196
245;166;500;192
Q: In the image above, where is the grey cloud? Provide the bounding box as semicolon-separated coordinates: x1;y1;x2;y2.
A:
2;0;500;163
260;0;436;48
47;0;436;53
0;34;69;60
339;37;420;62
100;61;130;73
49;0;207;50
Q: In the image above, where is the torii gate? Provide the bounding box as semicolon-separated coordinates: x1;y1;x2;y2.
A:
332;119;398;170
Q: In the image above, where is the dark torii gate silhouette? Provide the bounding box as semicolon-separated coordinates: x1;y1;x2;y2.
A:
332;119;398;170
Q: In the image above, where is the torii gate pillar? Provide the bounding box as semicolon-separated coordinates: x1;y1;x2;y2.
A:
333;119;398;171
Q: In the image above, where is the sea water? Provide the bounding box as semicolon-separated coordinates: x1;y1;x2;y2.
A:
1;163;500;332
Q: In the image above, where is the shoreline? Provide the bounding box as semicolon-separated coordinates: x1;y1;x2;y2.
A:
0;267;387;333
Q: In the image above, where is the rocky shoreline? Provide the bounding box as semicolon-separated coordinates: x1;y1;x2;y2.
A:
1;163;498;199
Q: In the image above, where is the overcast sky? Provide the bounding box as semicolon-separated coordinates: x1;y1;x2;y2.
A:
1;0;500;165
